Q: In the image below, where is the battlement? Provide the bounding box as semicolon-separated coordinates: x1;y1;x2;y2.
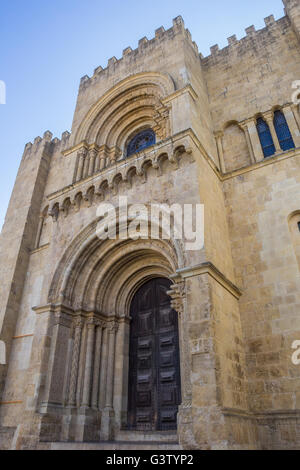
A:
203;13;285;60
23;130;71;157
79;16;199;91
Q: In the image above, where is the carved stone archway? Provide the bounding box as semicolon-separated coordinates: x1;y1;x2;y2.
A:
34;216;191;444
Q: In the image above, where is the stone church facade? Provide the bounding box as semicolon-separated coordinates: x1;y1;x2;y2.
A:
1;0;300;450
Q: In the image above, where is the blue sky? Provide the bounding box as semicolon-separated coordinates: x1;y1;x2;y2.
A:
0;0;285;230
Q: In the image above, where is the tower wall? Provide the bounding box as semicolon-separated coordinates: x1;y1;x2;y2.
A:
0;0;300;450
0;133;53;398
284;0;300;42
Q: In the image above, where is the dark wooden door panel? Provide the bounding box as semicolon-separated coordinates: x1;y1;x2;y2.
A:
128;278;181;431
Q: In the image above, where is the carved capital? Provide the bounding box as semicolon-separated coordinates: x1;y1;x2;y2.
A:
53;310;73;328
74;316;83;329
107;321;119;333
78;147;88;158
88;148;98;159
238;121;249;132
86;318;96;329
263;111;274;123
95;319;105;329
49;203;59;221
167;282;185;315
214;130;224;139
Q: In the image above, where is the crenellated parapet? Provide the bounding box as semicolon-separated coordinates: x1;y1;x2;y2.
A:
78;16;199;93
283;0;300;42
203;14;280;61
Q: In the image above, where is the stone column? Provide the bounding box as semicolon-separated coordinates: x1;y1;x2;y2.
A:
34;215;44;249
239;122;256;164
68;317;83;406
37;308;74;442
76;148;87;182
244;119;264;162
112;318;129;430
98;146;107;171
282;105;300;148
99;327;108;409
81;318;95;407
168;280;191;406
101;321;119;440
88;149;97;177
91;321;103;409
105;322;118;408
83;152;91;179
72;152;80;183
214;131;226;173
94;150;101;173
292;104;300;132
265;112;281;154
100;156;106;170
167;279;195;449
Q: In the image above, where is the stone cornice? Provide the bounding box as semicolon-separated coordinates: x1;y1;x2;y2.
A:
161;84;198;105
62;141;101;157
30;243;50;255
32;303;127;323
222;406;300;421
176;261;242;299
222;146;300;181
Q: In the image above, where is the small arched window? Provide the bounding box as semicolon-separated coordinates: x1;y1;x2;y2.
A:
273;110;295;151
256;118;275;158
126;129;156;157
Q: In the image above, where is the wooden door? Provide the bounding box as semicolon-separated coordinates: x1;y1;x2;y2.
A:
127;278;181;431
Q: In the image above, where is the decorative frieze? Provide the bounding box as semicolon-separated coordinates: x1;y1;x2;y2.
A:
47;137;194;222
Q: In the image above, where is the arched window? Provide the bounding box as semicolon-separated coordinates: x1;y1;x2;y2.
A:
126;129;156;157
256;118;275;158
273;110;295;151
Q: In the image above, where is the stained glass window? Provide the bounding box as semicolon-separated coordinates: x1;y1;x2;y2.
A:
256;118;276;158
127;129;156;157
273;110;295;152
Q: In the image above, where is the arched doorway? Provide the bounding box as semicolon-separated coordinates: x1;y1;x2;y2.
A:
127;278;181;431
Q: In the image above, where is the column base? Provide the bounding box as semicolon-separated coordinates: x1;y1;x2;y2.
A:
177;402;198;450
72;406;101;442
101;407;115;441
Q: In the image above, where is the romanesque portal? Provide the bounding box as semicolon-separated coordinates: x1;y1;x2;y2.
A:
1;0;300;450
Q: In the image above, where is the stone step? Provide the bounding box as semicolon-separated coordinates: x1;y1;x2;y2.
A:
49;440;182;450
0;426;17;450
115;430;178;443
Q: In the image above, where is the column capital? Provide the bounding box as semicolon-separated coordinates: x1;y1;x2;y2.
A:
77;147;88;158
53;310;73;328
88;147;98;157
238;121;250;131
107;321;119;333
281;105;294;118
74;316;83;329
263;111;281;154
214;130;224;139
86;319;96;330
243;117;257;126
167;281;186;315
263;111;275;123
95;319;105;329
